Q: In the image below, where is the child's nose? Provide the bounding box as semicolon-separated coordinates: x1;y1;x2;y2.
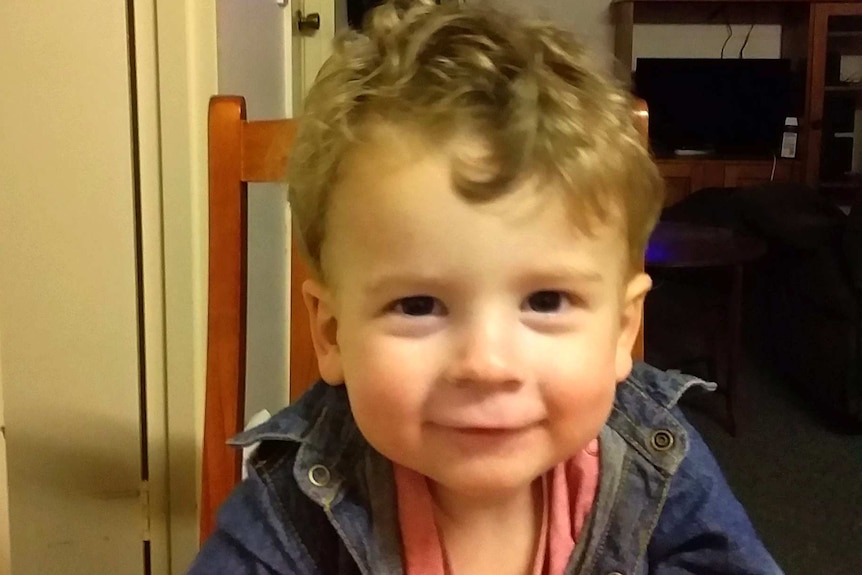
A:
445;319;523;389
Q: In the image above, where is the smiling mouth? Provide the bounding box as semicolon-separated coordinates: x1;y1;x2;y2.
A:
452;427;527;435
430;423;539;450
431;421;541;435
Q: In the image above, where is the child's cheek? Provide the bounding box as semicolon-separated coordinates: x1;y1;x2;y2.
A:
341;340;431;464
541;351;619;421
341;333;431;415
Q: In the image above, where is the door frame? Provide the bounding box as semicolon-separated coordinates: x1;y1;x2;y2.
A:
151;0;218;571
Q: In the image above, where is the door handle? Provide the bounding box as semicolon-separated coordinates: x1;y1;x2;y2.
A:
297;11;321;32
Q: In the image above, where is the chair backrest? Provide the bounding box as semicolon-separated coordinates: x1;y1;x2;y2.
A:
200;94;651;542
201;96;314;542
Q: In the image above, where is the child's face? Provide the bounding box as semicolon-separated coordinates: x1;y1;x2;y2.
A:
303;127;650;500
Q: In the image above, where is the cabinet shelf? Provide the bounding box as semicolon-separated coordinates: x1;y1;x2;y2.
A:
818;178;862;189
656;158;799;206
825;32;862;55
825;84;862;92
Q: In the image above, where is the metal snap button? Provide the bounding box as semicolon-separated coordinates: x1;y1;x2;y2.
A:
650;429;675;452
308;464;331;487
607;571;624;575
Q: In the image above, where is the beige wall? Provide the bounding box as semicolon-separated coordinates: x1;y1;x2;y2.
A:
635;24;780;62
488;0;781;71
0;1;146;572
488;0;616;69
0;0;254;571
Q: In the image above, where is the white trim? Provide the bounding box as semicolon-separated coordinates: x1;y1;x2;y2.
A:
299;0;336;104
283;4;296;118
154;0;217;570
133;0;170;570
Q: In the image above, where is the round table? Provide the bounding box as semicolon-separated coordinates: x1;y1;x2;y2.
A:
645;222;767;436
646;222;767;269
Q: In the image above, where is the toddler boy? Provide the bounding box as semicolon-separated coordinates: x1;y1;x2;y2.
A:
191;1;783;573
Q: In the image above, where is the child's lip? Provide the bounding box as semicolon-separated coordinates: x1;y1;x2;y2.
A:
428;404;546;430
429;420;542;433
430;414;545;430
449;426;527;435
429;423;540;449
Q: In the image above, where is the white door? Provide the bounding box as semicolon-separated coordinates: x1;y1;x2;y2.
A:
216;0;295;421
295;0;339;106
214;0;338;416
0;2;147;573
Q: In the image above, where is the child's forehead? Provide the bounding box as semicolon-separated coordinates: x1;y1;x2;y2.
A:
344;119;477;171
321;119;629;284
336;132;620;240
326;132;627;270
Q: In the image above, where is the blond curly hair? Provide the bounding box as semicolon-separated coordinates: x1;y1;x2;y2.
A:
288;0;664;280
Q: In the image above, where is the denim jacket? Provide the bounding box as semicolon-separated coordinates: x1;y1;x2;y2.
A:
190;363;783;574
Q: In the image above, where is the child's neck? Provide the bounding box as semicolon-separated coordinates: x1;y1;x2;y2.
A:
430;479;544;575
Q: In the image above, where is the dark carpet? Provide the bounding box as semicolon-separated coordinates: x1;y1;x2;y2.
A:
678;356;862;574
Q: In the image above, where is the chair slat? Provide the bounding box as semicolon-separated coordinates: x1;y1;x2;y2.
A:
241;120;298;182
201;96;249;542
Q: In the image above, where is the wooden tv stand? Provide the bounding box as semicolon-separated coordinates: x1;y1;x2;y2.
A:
614;0;862;205
655;157;802;206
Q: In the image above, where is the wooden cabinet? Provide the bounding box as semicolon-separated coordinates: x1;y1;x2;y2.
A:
656;159;800;205
723;160;797;188
614;0;862;205
656;160;710;206
804;2;862;202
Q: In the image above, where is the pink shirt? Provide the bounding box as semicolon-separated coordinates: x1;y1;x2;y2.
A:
395;438;601;575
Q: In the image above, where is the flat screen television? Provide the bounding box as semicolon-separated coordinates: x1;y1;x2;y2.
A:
634;58;796;156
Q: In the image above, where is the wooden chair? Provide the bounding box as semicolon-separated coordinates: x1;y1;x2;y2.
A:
201;96;315;542
200;95;651;542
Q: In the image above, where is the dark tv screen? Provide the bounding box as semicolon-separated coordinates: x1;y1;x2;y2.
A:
634;58;794;156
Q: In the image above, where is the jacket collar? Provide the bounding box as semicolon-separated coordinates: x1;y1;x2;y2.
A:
231;363;714;575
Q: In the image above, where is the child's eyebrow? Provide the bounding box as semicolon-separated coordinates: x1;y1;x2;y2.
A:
362;273;450;294
362;267;604;294
520;267;604;285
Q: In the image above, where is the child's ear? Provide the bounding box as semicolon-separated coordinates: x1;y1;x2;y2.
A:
302;279;345;386
614;272;652;382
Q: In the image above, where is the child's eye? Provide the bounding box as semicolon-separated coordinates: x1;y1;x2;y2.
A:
391;295;445;316
524;290;570;313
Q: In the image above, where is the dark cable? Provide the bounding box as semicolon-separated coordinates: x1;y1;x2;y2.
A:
739;23;755;58
721;19;733;59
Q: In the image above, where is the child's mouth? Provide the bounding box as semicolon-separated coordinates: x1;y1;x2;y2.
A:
429;421;541;450
453;427;526;435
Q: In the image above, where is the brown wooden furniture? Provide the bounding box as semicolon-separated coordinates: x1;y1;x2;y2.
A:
806;2;862;202
658;158;800;206
200;95;653;543
613;0;862;205
645;222;766;436
202;96;309;542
